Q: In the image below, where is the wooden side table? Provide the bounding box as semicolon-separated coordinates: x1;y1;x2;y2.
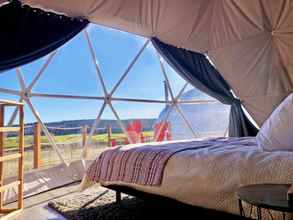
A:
236;184;293;220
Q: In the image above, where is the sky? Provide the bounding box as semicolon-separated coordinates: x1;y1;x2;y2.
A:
0;24;193;123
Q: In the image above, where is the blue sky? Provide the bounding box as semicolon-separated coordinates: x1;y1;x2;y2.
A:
0;24;191;123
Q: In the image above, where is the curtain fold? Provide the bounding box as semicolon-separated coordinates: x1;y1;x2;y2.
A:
0;0;88;72
152;38;258;137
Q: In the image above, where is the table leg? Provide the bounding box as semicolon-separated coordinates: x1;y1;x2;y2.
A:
257;207;262;220
238;199;245;217
282;212;286;220
116;190;121;204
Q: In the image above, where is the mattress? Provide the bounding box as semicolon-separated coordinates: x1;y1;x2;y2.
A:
81;137;293;216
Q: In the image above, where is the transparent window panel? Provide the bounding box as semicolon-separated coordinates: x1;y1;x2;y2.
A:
172;102;230;139
25;99;103;168
96;102;167;147
30;98;102;123
0;69;20;91
31;32;104;97
0;24;232;177
89;24;147;89
86;105;119;159
159;58;189;96
36;130;84;168
170;89;230;138
114;44;166;101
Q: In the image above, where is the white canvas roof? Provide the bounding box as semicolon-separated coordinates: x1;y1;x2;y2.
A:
21;0;293;126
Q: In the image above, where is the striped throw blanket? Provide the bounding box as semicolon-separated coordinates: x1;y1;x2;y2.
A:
87;138;241;186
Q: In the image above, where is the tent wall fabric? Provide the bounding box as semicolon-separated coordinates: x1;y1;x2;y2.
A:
152;38;258;137
21;0;293;127
0;0;88;72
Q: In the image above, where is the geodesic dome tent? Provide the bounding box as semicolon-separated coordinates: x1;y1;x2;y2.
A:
19;0;293;128
158;89;230;140
0;0;292;201
1;0;292;158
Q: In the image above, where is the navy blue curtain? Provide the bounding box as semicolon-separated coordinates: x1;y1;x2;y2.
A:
0;0;88;72
152;38;258;137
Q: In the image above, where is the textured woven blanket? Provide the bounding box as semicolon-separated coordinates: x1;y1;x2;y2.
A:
87;137;253;186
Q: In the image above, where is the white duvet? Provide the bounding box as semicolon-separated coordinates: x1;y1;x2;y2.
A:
81;137;293;217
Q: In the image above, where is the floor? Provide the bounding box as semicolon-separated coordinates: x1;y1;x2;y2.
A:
0;182;249;220
3;182;80;220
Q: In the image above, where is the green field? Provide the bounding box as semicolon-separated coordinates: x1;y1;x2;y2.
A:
4;131;154;150
2;131;155;177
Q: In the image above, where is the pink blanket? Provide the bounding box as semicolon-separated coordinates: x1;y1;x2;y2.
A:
87;137;255;186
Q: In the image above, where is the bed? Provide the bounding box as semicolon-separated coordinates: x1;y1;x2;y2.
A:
80;137;293;217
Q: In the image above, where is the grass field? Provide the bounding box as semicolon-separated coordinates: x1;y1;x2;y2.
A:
2;131;154;177
4;131;154;150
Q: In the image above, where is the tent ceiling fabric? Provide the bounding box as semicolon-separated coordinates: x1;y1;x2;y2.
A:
21;0;293;126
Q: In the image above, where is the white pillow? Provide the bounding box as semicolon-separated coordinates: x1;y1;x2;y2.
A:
256;93;293;151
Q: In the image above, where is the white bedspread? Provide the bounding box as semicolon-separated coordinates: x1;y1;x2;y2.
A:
81;137;293;217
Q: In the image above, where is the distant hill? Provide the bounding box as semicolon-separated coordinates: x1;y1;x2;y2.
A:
23;118;157;136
